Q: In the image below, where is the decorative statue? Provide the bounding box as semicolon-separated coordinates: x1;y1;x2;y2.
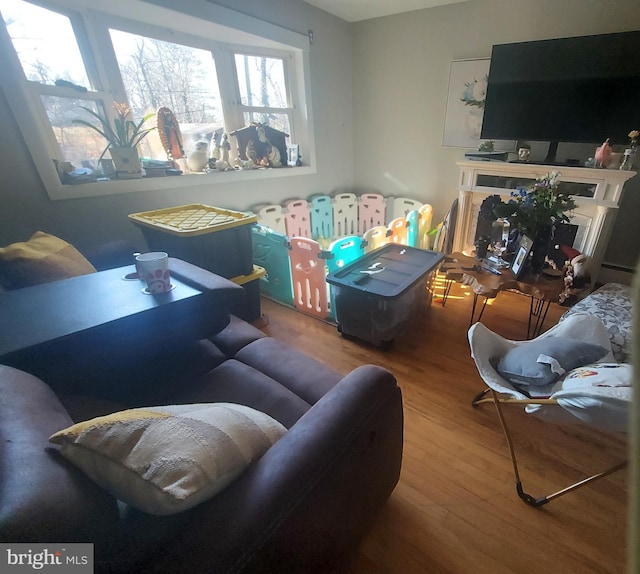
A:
187;140;209;172
256;125;282;167
221;133;231;165
594;138;612;168
245;140;258;164
209;137;220;161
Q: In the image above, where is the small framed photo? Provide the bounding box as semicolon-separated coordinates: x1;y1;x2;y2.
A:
510;234;533;278
286;144;299;167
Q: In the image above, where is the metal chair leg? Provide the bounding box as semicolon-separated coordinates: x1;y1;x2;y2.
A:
483;389;627;507
442;278;453;306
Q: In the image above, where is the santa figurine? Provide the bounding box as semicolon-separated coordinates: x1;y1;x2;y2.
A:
559;248;591;305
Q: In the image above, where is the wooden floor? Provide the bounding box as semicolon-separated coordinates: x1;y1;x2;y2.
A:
257;276;629;574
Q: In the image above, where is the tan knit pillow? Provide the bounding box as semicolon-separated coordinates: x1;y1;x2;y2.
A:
49;403;287;515
0;231;96;289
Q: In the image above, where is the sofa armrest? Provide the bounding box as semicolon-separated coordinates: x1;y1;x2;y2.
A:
0;366;119;543
145;364;403;573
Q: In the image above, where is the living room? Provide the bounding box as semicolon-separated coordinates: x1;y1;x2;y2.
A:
0;0;638;572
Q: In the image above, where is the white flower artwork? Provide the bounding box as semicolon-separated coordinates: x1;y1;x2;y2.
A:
442;58;516;151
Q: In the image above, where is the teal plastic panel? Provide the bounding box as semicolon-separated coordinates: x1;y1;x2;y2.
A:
252;225;293;305
406;210;419;247
310;195;334;243
326;235;366;320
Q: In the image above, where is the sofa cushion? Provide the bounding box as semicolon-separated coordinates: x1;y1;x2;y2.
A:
235;338;343;404
168;359;312;428
496;336;609;386
49;403;287;515
0;366;119;543
0;231;96;289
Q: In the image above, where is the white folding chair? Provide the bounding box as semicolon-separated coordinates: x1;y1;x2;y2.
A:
468;313;630;507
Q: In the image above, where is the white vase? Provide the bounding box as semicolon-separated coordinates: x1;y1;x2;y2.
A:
110;147;142;179
619;148;636;171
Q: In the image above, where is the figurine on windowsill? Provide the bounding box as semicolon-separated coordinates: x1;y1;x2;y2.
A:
187;140;209;172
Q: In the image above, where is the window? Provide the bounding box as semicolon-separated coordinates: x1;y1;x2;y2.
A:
234;52;292;136
109;29;224;162
0;0;312;199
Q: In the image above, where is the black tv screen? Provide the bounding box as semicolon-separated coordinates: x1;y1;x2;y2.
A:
481;31;640;147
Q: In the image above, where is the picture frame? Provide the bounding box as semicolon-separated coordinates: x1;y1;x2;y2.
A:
510;234;534;279
442;58;516;151
286;144;299;167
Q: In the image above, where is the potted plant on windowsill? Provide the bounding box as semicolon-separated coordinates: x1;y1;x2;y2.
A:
73;102;155;179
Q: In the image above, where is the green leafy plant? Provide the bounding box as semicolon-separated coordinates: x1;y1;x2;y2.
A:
73;102;155;161
493;171;576;237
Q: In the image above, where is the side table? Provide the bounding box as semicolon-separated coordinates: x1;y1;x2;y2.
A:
0;258;245;398
442;253;564;338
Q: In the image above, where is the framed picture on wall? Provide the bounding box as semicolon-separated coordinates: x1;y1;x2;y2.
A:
442;58;516;151
510;234;534;278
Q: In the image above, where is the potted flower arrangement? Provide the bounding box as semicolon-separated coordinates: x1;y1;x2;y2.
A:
493;171;576;273
74;102;155;179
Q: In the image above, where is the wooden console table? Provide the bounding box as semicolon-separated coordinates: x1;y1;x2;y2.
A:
442;252;564;338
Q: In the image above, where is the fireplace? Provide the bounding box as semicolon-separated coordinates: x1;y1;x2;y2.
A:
453;161;635;282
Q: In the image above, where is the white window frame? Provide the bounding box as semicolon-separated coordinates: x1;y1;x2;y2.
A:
0;0;315;200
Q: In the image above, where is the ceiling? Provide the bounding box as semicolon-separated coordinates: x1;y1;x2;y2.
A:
302;0;471;23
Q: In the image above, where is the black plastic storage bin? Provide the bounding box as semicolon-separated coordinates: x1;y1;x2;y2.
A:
229;265;266;323
326;244;444;347
129;204;257;279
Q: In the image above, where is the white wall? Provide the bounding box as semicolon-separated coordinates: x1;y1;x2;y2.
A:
351;0;640;269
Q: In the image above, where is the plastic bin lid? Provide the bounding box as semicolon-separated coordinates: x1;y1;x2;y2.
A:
128;203;258;236
326;244;444;299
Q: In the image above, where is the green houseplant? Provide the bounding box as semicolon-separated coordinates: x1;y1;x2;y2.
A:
74;102;155;178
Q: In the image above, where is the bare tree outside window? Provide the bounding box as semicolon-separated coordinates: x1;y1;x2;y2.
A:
110;29;224;160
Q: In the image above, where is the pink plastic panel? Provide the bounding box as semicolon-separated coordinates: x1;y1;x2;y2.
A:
285;199;312;239
258;204;287;236
387;217;408;245
358;193;386;234
332;193;358;238
363;225;391;253
289;237;330;319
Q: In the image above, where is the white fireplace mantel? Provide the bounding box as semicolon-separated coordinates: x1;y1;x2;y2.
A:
453;161;636;281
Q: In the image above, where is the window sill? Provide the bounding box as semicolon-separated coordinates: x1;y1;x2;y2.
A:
47;165;316;200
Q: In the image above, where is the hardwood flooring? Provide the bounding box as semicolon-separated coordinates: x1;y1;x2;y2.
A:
257;276;629;574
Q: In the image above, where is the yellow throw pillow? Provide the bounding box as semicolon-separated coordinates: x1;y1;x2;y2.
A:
49;403;287;515
0;231;96;289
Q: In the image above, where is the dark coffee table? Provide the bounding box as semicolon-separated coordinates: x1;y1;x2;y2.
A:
0;259;243;367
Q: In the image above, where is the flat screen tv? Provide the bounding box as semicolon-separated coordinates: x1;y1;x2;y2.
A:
481;31;640;163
